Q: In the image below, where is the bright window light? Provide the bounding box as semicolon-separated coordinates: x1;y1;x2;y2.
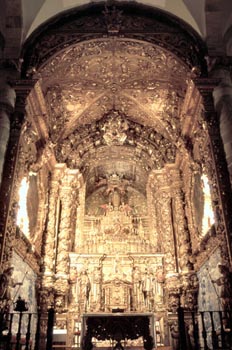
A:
201;174;214;236
17;177;29;237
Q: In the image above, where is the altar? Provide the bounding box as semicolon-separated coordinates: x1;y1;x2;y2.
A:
81;313;156;350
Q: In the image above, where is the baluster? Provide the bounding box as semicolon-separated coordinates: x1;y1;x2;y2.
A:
177;305;187;349
46;308;55;350
0;310;5;343
219;311;226;348
15;312;23;350
191;311;199;350
200;312;208;350
25;313;32;350
209;311;218;349
6;313;14;350
228;310;232;349
34;312;41;350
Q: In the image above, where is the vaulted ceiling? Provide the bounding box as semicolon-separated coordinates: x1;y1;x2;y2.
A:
35;37;186;195
39;38;188;140
1;0;231;212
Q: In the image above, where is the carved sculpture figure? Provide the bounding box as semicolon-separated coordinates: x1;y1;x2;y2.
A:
170;321;179;350
132;266;141;310
92;267;102;309
0;267;22;309
213;264;232;310
141;271;154;310
78;270;91;311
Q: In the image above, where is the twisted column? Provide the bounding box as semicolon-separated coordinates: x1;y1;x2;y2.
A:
0;78;34;268
170;171;193;273
43;164;66;289
151;171;180;312
54;169;80;311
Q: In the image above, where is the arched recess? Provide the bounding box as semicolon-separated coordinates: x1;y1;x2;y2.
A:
3;2;232;349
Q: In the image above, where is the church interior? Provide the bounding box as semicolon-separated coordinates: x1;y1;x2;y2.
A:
1;1;232;349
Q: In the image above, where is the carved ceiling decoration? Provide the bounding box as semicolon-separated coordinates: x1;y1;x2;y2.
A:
21;2;207;77
39;38;187;143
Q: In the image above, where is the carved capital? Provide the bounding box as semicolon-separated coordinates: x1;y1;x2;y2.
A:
165;273;181;312
194;78;219;118
13;79;37;115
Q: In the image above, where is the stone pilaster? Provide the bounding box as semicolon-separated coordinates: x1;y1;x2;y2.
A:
211;68;232;184
0;79;34;268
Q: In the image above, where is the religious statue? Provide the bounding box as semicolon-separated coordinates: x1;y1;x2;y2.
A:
213;264;232;310
78;270;91;312
141;270;154;310
154;268;164;303
119;202;132;216
132;266;142;311
170;321;179;350
0;267;22;310
92;266;102;310
96;173;131;211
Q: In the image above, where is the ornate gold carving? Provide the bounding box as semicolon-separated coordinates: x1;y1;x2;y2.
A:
39;39;187;141
69;253;164;314
101;110;128;145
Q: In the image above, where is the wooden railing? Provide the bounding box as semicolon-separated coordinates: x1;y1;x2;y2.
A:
0;308;232;349
0;308;54;350
177;308;232;349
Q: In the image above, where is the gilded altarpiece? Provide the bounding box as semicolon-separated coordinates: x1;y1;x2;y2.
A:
49;167;168;347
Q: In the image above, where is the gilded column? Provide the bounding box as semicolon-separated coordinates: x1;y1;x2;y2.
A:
54;168;80;311
43;164;66;290
152;170;180;312
169;169;199;310
170;169;193;273
75;179;85;251
146;172;158;248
